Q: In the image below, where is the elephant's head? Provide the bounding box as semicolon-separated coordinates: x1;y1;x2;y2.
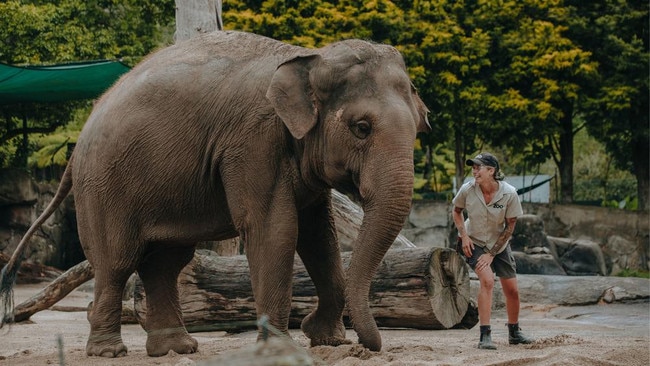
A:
267;40;430;351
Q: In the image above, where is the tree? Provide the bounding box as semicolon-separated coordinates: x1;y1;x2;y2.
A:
470;0;598;203
565;0;649;210
396;0;597;204
1;102;85;168
0;0;176;169
398;1;494;191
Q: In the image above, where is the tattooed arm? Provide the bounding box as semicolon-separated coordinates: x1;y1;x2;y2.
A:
488;217;517;256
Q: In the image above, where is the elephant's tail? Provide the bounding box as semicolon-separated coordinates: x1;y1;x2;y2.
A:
1;156;74;328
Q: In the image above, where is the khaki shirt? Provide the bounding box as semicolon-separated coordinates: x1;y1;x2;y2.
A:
452;180;523;254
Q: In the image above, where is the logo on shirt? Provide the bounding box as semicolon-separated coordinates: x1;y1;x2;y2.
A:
491;203;504;209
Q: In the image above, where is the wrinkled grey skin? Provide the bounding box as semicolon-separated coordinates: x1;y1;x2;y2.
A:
0;30;429;357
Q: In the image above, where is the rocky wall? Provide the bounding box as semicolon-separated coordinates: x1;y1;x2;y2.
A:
522;202;649;274
0;169;83;269
403;200;649;274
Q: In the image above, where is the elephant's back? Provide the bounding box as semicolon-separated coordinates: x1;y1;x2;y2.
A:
77;31;288;155
179;30;303;60
72;31;291;201
134;30;303;74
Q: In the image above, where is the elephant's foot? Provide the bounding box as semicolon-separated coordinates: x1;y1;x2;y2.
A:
146;328;198;357
309;335;353;347
86;333;128;357
301;311;351;347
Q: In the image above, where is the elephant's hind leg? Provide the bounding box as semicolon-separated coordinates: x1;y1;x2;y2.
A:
137;244;198;357
86;268;132;357
297;200;351;347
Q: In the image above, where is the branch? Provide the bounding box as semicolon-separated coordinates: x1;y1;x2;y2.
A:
12;260;94;322
548;133;560;167
0;125;62;145
573;121;587;135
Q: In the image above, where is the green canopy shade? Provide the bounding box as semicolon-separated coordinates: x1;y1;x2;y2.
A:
0;60;131;105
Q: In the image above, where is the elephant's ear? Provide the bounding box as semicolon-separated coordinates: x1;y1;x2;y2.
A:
266;55;320;140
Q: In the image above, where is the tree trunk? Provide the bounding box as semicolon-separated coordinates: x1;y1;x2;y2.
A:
558;105;574;204
174;0;223;42
633;142;649;211
454;126;466;193
133;247;473;333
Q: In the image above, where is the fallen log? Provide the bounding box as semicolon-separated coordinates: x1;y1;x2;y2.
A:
134;247;473;332
8;190;415;321
12;259;94;322
0;252;63;284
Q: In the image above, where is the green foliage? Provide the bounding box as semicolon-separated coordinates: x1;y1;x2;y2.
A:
572;129;637;206
0;101;85;168
567;0;649;210
0;0;175;65
0;0;645;210
615;268;650;279
27;106;90;168
224;0;408;48
0;0;176;169
28;133;75;168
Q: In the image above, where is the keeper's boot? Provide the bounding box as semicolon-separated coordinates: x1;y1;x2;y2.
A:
478;325;497;350
508;323;534;345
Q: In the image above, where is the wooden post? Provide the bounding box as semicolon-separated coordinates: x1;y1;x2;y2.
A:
174;0;223;42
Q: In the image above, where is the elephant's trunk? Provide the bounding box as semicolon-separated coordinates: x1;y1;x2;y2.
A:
346;156;414;351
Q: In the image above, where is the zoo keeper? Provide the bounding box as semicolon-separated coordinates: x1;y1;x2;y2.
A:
452;152;534;350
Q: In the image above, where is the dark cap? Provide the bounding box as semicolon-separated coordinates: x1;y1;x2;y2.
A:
465;152;500;170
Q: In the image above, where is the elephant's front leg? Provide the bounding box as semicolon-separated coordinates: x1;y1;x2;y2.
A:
244;208;299;340
296;196;351;347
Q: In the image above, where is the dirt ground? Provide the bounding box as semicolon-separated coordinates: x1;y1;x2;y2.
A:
1;283;648;366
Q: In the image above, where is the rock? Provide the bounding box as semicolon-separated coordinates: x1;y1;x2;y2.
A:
512;251;566;275
603;235;646;274
525;246;551;255
0;176;83;270
547;236;572;257
0;169;38;205
475;275;650;307
559;239;607;276
452;298;479;330
402;200;452;248
510;214;552;253
599;286;635;304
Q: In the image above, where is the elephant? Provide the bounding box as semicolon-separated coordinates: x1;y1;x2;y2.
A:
0;30;430;357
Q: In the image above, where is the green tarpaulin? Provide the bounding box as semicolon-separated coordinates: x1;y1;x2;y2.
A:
0;60;130;105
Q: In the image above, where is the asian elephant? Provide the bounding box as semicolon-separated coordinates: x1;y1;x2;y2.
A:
0;30;430;357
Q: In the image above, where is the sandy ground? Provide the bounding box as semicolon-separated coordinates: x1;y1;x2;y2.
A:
0;283;648;366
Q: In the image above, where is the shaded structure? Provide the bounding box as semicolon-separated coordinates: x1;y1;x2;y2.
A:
0;60;130;104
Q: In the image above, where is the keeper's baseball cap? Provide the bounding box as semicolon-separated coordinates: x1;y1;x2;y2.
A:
465;152;499;170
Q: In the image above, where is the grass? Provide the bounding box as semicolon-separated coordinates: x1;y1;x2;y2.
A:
615;268;650;279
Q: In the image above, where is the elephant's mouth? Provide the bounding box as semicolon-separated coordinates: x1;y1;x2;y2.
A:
333;171;362;202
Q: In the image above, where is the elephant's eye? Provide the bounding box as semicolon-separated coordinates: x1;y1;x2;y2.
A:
350;120;371;139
